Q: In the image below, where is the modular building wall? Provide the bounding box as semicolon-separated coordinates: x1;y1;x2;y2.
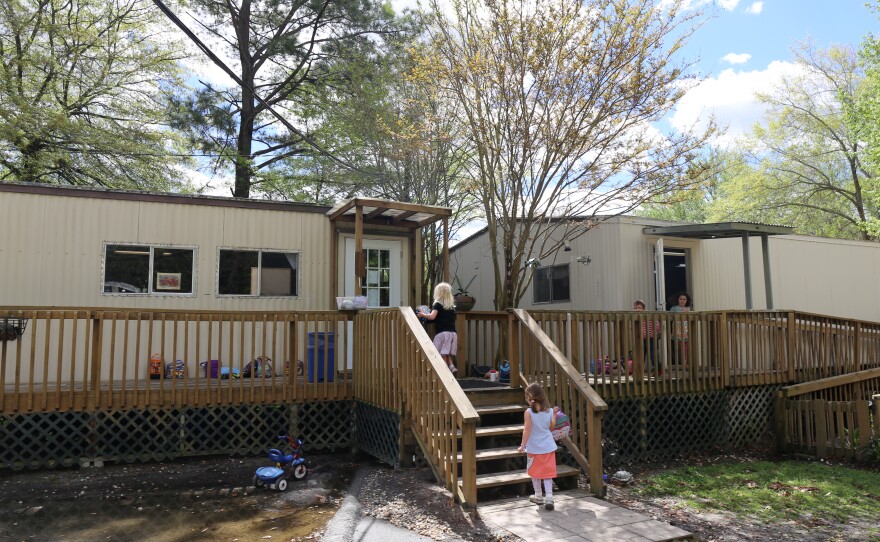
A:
452;216;880;323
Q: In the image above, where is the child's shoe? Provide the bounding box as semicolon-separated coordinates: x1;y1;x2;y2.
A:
448;364;457;374
544;497;554;511
528;494;543;504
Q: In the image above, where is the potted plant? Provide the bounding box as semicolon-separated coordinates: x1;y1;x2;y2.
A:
453;275;476;312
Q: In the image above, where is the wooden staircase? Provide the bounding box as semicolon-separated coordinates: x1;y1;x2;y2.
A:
454;380;581;500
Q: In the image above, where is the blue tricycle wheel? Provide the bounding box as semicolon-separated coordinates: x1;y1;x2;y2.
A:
294;464;307;480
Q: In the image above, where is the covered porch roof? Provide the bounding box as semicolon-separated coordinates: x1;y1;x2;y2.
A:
643;222;795;310
326;198;453;297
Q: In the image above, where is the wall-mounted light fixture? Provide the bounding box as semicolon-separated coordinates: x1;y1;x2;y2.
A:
526;258;541;268
563;243;572;252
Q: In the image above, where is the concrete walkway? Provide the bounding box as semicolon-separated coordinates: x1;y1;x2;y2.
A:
477;489;693;542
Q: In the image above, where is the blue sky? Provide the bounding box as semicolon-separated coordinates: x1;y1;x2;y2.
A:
664;0;879;143
685;0;876;76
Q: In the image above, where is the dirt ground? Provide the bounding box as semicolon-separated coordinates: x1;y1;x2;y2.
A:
0;453;357;542
2;447;878;542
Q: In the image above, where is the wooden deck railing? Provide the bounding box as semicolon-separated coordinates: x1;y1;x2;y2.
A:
456;311;508;374
0;308;354;413
354;308;480;505
775;368;880;460
511;309;607;496
523;310;880;398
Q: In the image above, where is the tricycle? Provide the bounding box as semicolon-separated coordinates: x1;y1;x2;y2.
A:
253;435;307;491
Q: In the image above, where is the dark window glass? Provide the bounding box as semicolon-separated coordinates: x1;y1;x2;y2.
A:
153;248;194;294
533;264;570;304
219;250;258;295
219;249;298;296
104;245;150;293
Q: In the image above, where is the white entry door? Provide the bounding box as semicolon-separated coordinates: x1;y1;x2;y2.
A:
343;238;402;307
343;238;402;369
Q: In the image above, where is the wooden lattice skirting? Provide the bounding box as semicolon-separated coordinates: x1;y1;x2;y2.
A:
601;386;779;466
0;401;353;471
354;401;400;468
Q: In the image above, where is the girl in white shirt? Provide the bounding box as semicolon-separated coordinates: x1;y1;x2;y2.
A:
517;382;559;510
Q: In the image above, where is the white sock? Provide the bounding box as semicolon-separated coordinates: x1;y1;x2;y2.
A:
543;478;553;499
532;477;542;496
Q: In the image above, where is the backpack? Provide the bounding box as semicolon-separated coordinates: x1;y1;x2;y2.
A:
148;354;163;380
551;409;571;441
498;360;511;383
244;356;273;378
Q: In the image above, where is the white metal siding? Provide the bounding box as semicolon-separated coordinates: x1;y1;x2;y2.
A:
0;191;335;310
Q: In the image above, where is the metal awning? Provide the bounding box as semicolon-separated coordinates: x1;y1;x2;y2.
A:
643;222;795;311
641;222;793;239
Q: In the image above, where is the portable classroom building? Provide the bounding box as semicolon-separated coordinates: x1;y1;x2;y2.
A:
0;182;450;311
450;215;880;323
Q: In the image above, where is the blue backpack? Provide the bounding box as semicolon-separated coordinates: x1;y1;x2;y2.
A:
499;360;511;383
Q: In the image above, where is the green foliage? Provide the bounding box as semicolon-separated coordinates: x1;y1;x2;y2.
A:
420;0;717;309
175;0;397;198
634;460;880;523
0;0;191;189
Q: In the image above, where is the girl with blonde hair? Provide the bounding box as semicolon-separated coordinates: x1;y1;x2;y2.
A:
417;282;458;373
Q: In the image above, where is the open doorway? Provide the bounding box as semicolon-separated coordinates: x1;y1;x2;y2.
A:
663;248;689;309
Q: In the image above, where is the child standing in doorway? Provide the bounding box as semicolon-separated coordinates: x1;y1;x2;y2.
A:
418;282;458;374
517;382;559;510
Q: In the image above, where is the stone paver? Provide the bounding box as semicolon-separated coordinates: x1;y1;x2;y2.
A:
477;489;692;542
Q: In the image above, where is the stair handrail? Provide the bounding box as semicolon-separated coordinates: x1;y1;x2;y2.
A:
396;307;480;505
511;308;607;496
779;366;880;399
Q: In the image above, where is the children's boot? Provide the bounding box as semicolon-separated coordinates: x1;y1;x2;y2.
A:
544;496;554;511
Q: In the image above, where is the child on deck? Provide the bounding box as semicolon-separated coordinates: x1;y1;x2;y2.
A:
517;382;559;510
417;282;458;373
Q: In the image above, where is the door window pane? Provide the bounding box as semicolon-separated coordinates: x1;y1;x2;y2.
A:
362;248;392;307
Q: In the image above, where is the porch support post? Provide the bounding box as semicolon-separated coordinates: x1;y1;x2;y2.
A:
355;205;363;296
442;217;450;283
760;234;774;309
330;222;337;307
741;233;753;310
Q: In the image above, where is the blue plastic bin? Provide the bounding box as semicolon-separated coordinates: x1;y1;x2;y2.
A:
307;332;335;382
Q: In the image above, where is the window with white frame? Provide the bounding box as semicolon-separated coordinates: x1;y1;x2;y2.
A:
533;264;570;304
103;244;195;295
218;249;299;297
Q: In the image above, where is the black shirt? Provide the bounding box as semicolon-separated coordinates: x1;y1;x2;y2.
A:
432;302;456;334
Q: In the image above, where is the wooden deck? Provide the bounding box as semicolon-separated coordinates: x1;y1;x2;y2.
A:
2;374;353;412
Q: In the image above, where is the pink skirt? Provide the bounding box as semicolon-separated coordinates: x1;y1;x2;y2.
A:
526;452;557;479
433;331;458;356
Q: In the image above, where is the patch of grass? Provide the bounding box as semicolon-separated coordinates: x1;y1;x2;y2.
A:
632;460;880;523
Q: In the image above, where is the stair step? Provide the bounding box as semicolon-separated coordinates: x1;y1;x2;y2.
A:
462;465;581;490
474;404;525;416
456;424;522;438
456;446;522;462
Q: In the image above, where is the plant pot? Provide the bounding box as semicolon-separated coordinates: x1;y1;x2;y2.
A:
454;295;475;312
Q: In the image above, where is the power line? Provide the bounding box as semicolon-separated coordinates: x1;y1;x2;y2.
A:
150;0;377;178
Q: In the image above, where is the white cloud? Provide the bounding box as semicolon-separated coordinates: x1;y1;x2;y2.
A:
722;53;751;64
718;0;740;10
744;1;763;14
670;61;804;147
